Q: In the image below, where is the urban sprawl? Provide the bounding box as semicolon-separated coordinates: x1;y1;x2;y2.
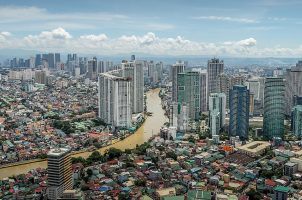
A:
0;53;302;200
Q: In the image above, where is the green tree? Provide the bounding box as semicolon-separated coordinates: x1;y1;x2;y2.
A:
105;148;123;160
166;151;177;160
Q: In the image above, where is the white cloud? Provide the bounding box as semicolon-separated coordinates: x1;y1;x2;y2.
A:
192;16;257;23
0;27;301;57
80;34;108;41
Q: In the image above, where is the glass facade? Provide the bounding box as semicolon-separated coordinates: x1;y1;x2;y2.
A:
177;71;201;120
229;85;250;141
263;77;285;139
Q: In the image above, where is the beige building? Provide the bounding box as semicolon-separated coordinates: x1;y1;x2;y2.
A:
237;141;270;157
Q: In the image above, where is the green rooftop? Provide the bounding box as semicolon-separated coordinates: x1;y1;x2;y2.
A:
163;196;185;200
274;186;289;193
187;190;212;200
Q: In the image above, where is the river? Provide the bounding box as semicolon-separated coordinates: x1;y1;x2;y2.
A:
0;88;168;179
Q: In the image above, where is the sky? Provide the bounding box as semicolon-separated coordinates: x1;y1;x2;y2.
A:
0;0;302;57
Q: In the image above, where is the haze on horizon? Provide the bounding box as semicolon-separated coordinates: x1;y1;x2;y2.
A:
0;0;302;57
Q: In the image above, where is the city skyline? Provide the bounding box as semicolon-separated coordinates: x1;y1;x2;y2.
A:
1;0;302;57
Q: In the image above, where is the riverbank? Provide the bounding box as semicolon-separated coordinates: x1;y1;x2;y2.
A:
0;88;168;179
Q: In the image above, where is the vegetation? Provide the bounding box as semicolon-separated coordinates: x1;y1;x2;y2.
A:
166;151;177;160
105;148;123;160
134;179;146;187
246;189;262;200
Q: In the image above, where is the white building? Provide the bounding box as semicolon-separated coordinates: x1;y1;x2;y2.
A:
170;102;189;132
98;71;132;128
122;60;144;113
209;93;226;137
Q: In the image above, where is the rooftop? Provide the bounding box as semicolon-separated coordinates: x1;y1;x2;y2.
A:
47;147;70;157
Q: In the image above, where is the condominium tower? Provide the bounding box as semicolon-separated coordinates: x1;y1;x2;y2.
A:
177;71;201;120
207;58;224;96
209;93;226;137
98;71;132;128
171;61;186;102
285;61;302;116
122;60;144;113
263;77;285;139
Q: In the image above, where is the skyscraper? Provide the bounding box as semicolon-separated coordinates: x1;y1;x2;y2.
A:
147;60;156;83
229;85;250;141
98;71;131;128
48;53;55;68
207;58;224;96
35;54;41;67
209;93;226;137
47;148;72;200
171;61;186;102
122;60;144;113
217;74;245;109
87;57;98;80
285;61;302;116
263;77;285;139
177;71;201;120
200;72;207;112
55;53;60;66
292;105;302;137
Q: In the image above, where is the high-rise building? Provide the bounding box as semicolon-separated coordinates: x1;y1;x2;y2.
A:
147;61;158;84
55;53;60;65
292;105;302;137
67;54;72;63
209;93;226;137
35;70;47;84
35;54;42;67
131;55;136;61
245;79;261;100
98;71;131;128
87;57;98;80
155;62;163;82
200;72;207;112
169;102;189;132
263;77;285;139
229;85;250;141
177;71;201;120
48;53;55;68
207;58;224;96
72;54;77;62
171;61;186;102
47;148;72;200
217;74;245;109
98;61;105;73
122;60;144;113
285;61;302;116
293;95;302;107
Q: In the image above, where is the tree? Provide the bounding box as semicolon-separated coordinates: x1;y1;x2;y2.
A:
134;179;146;187
166;151;177;160
246;189;262;200
86;168;93;177
105;148;123;160
188;135;196;144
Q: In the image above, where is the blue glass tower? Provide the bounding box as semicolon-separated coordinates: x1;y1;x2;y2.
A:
229;85;250;141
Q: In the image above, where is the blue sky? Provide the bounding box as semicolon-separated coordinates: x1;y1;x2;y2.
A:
0;0;302;56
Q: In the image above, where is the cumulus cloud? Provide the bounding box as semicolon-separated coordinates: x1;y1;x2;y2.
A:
0;27;301;57
79;34;108;41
